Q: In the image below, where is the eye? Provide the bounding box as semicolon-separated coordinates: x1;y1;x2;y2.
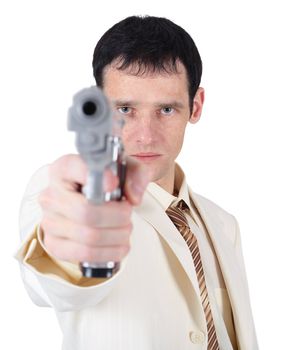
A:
161;106;174;115
117;106;132;115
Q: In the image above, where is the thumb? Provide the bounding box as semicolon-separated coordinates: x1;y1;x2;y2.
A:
124;158;150;205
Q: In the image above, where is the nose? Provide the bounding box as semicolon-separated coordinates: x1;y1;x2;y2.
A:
136;116;155;144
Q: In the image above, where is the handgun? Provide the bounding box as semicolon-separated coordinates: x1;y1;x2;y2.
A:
68;86;126;278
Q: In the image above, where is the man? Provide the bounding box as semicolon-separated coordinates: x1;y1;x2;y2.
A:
16;15;258;350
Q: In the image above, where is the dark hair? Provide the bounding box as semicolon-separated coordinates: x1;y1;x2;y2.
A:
92;15;202;113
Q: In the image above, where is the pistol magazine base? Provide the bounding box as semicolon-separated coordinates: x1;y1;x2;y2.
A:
80;262;120;278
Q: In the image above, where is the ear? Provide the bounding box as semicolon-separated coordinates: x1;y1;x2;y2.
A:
189;87;205;124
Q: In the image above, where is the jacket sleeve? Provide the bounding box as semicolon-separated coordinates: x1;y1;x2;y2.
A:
15;165;126;312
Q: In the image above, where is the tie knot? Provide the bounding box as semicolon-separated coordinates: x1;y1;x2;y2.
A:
166;200;189;229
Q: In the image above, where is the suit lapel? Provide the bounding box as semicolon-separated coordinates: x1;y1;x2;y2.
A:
189;188;251;350
134;190;202;301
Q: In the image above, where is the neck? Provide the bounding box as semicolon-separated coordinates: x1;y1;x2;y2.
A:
154;165;176;194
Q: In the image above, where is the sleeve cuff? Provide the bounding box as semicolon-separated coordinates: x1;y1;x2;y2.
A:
15;225;114;287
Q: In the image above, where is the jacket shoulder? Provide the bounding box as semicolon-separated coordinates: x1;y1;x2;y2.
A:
189;189;238;243
191;191;234;219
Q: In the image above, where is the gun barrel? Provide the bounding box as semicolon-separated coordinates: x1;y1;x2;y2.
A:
82;100;97;116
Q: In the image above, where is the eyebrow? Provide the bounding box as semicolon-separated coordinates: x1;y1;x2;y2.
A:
112;100;137;107
155;101;185;109
112;99;185;109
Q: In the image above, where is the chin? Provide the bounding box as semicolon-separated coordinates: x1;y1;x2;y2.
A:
147;167;168;184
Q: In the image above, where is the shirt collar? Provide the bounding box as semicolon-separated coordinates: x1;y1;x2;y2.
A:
146;163;191;210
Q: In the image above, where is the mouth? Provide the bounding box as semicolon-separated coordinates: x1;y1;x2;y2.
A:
130;153;162;162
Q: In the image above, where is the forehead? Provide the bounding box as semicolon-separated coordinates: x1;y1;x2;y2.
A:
102;60;188;93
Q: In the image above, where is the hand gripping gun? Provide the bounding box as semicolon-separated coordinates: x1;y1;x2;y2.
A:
68;86;126;278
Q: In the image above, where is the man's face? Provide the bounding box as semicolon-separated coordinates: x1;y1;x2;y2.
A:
103;61;204;191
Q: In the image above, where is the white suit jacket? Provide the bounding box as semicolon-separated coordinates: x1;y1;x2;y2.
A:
16;166;258;350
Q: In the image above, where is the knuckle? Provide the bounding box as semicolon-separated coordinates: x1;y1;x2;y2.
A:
116;245;130;260
125;222;133;235
121;224;133;243
38;188;52;208
51;155;68;173
124;244;131;254
120;203;132;223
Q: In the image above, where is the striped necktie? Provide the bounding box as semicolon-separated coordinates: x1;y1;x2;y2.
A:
166;200;220;350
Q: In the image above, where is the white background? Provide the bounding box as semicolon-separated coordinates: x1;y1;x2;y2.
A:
0;0;289;349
